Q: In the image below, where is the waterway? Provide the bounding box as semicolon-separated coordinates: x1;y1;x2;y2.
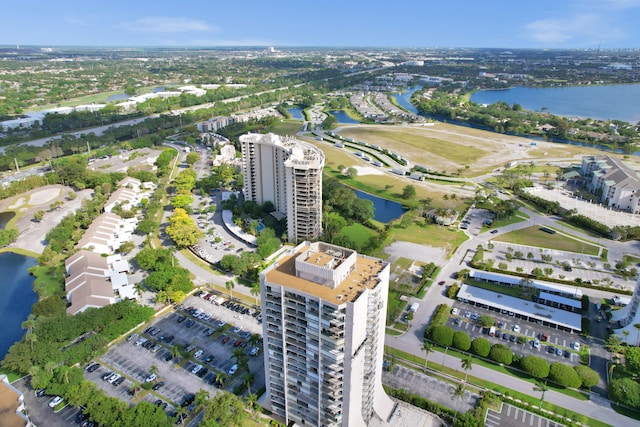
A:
287;107;305;120
0;211;15;229
470;84;640;123
354;190;408;223
391;85;422;115
0;252;38;359
329;110;359;124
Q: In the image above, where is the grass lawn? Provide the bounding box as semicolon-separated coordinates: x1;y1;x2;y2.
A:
267;119;304;136
30;264;65;297
389;221;468;254
393;257;414;269
340;223;377;247
490;211;529;229
493;226;601;255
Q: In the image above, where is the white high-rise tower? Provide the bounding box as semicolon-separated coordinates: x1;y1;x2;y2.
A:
260;241;396;427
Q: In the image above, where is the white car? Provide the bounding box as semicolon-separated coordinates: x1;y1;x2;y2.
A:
451;308;460;316
249;347;260;357
572;342;580;351
48;396;64;408
513;325;520;333
108;373;121;384
144;374;157;383
191;364;203;375
194;349;204;359
228;364;238;375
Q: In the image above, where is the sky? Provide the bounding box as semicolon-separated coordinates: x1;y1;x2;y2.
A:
3;0;640;49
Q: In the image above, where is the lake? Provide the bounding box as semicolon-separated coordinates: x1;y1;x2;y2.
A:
106;93;130;102
0;252;38;360
391;85;422;115
287;108;305;120
354;190;408;223
330;110;359;124
470;84;640;123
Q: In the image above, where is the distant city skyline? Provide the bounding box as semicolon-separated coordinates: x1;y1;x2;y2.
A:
3;0;640;49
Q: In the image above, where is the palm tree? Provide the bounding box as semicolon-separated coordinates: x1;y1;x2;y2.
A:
44;360;58;374
194;388;210;411
170;345;181;368
533;380;548;410
21;314;36;333
174;406;189;425
250;282;260;306
242;372;255;394
25;332;38;351
422;341;433;372
245;392;259;419
225;280;235;300
214;372;227;388
451;383;465;424
149;364;158;377
461;355;473;386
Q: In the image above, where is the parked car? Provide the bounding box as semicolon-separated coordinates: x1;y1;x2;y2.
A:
113;376;125;386
152;381;165;391
533;339;540;349
228;364;238;375
48;396;64;408
144;374;157;383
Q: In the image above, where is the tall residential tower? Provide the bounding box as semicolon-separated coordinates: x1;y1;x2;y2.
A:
240;133;324;242
260;241;396;427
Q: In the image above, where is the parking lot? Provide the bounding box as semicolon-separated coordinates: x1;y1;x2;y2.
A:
12;377;87;427
448;301;585;365
88;294;265;413
485;403;562;427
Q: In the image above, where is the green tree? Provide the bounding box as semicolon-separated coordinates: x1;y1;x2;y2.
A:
573;365;600;389
34;210;45;222
429;325;454;347
624;347;640;373
488;344;513;365
166;208;203;248
452;331;471;351
402;184;417;199
186;152;200;167
478;314;494;328
451;383;465;425
202;391;248;426
520;355;550;379
470;337;491;357
609;378;640;408
548;362;581;388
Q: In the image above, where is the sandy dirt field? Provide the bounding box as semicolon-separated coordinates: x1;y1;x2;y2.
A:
335;123;612;175
0;185;93;254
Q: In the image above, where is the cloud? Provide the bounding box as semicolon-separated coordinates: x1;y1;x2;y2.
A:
187;38;275;47
122;17;217;34
525;14;616;44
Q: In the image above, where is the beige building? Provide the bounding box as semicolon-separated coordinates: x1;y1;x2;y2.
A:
240;133;324;242
260;241;395;427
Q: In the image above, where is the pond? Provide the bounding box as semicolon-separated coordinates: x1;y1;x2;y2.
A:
0;252;38;359
330;110;360;124
287;108;305;120
354;190;408;223
0;211;15;229
106;93;130;102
